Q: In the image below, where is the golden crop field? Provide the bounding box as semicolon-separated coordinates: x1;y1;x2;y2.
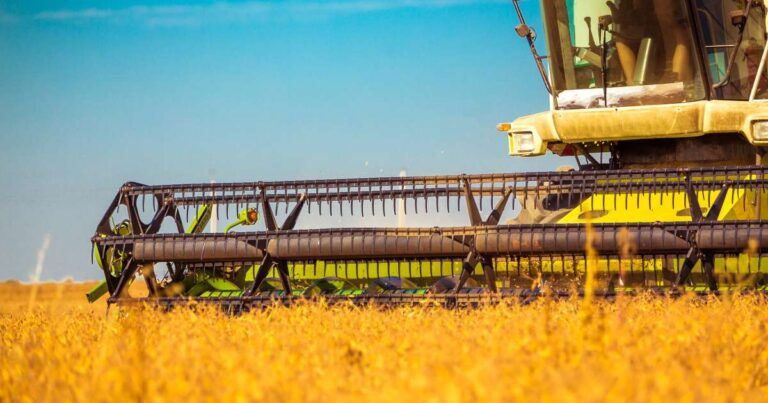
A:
2;281;768;402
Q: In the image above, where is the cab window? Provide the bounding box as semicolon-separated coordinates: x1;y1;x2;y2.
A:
543;0;707;109
695;0;767;100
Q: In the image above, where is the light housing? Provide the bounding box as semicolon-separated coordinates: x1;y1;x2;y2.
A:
754;121;768;141
511;131;536;154
501;124;546;156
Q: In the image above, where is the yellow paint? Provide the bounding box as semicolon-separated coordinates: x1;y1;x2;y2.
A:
504;100;768;156
557;184;768;224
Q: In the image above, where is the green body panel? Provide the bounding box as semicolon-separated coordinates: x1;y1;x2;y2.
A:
186;205;212;234
89;221;130;303
237;261;467;284
187;278;241;297
200;290;244;298
86;281;108;303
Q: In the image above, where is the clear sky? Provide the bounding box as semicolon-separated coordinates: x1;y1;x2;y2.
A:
0;0;556;281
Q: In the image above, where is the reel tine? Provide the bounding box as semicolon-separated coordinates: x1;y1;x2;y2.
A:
650;171;656;210
370;186;375;216
392;182;398;216
378;184;384;217
284;186;289;214
479;181;484;212
446;179;453;214
414;184;419;215
382;197;386;217
235;189;241;215
306;185;313;215
359;185;365;218
456;178;462;213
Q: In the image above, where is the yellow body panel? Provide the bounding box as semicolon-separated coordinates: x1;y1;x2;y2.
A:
504;100;768;156
557;187;768;224
549;185;768;286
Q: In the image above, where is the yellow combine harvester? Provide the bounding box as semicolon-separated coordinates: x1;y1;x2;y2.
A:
504;0;768;224
90;0;768;309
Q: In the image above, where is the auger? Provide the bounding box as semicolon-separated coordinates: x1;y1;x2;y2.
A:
90;0;768;309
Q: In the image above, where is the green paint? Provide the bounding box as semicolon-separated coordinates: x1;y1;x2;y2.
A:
187;278;241;297
186;205;212;234
86;281;108;303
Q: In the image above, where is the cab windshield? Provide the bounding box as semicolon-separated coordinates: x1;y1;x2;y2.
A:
543;0;707;109
694;0;767;100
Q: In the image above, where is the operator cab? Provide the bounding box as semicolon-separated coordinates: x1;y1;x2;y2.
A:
503;0;768;168
543;0;766;109
699;0;768;100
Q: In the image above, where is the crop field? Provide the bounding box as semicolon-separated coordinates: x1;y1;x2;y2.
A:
1;282;768;402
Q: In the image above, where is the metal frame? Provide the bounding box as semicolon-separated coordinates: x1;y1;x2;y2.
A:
93;166;768;305
116;287;768;313
749;31;768;101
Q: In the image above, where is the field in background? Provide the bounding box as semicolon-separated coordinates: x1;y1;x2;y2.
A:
2;282;768;402
0;280;146;313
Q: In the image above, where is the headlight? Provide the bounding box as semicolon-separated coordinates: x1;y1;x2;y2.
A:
754;121;768;141
512;131;536;153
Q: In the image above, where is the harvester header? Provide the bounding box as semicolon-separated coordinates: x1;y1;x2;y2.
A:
91;0;768;309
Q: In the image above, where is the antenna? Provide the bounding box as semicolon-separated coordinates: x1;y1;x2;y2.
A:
511;0;552;94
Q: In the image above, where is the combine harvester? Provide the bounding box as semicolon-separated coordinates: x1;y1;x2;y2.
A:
90;0;768;309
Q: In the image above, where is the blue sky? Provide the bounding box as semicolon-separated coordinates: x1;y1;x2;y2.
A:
0;0;554;281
